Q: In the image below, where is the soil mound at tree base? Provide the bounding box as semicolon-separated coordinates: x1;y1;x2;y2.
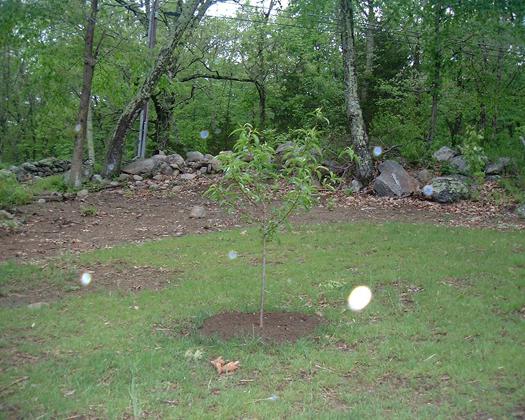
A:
199;311;324;343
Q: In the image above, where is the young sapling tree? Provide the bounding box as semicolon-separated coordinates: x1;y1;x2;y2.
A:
206;112;334;327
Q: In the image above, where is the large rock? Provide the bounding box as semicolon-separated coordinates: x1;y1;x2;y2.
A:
0;210;14;220
485;157;511;175
373;160;419;197
208;158;221;173
159;162;174;176
152;153;169;163
430;176;470;203
167;153;185;169
516;204;525;219
449;155;472;175
414;169;433;186
433;146;458;162
121;158;160;177
186;151;204;162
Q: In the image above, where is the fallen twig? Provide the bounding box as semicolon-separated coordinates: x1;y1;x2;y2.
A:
0;376;29;394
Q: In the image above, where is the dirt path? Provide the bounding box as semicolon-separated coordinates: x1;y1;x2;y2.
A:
1;177;523;263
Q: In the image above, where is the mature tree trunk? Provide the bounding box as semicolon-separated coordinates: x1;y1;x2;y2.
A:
251;0;275;130
361;0;375;104
255;82;266;130
427;2;443;143
69;0;98;187
152;93;176;151
87;99;95;166
340;0;373;184
103;0;216;177
491;44;505;140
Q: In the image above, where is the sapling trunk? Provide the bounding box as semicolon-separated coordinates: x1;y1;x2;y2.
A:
259;233;267;328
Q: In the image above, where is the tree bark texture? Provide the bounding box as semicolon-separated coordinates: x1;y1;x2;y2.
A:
427;2;443;143
87;99;95;166
361;0;375;104
69;0;98;188
103;0;216;177
152;93;176;151
340;0;373;184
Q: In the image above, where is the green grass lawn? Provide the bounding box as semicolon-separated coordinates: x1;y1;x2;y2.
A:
0;222;524;418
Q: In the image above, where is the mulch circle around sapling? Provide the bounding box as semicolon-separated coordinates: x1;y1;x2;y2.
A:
199;311;324;343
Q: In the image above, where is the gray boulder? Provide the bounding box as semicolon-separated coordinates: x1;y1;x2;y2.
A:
167;153;185;169
0;210;14;220
121;158;160;176
186;151;204;162
159;162;174;176
414;169;433;186
373;160;419;197
77;189;89;198
349;179;363;194
21;162;38;172
152;154;169;164
190;205;206;219
91;174;104;184
433;146;458;162
516;204;525;220
208;158;221;173
430;176;470;203
485;157;511;175
449;155;472;175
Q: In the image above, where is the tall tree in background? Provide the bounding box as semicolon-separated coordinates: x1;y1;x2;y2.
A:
426;0;444;143
360;0;375;104
339;0;373;183
103;0;218;177
69;0;99;187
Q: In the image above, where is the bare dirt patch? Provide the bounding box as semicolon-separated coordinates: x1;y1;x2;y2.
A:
199;311;324;343
0;177;523;264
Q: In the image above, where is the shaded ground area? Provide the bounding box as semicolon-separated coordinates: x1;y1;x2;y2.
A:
0;176;523;264
199;312;324;343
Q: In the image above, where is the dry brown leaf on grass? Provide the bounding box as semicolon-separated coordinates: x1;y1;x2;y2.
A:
210;356;225;373
210;356;240;375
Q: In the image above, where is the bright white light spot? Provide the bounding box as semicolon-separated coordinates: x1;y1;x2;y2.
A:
80;272;92;287
74;124;81;133
373;146;383;157
268;394;279;401
228;250;238;260
200;130;209;139
422;185;433;197
347;285;372;311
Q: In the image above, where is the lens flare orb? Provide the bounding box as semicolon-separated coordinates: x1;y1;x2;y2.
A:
80;272;92;287
228;250;238;260
372;146;383;157
200;130;210;139
347;285;372;311
422;184;433;197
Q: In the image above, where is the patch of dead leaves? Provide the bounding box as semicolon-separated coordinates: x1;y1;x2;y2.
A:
210;356;240;375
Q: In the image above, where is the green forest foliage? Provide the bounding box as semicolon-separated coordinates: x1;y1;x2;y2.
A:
1;0;524;169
